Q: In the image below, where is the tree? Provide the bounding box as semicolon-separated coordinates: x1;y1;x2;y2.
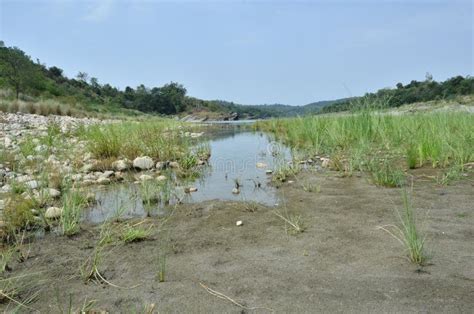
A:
158;82;187;114
48;66;63;78
76;71;89;82
0;46;41;99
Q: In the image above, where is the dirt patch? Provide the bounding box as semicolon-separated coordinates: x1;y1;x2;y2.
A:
2;170;473;312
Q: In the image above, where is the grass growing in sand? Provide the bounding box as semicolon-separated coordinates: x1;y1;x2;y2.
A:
120;224;152;243
257;100;473;184
273;210;305;235
378;189;427;265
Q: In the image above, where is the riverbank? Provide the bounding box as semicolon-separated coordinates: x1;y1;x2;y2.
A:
1;110;473;312
2;163;473;312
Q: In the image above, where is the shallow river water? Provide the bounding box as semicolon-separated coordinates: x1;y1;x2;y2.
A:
85;124;291;223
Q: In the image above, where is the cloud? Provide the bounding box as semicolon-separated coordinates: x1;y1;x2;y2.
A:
83;0;114;22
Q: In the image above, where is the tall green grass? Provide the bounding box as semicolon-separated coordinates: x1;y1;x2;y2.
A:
257;106;473;183
83;120;192;161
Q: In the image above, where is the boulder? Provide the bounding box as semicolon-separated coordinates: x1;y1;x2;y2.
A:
45;206;63;219
112;159;130;171
133;156;154;170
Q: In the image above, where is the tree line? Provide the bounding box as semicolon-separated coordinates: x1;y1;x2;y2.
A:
1;43;473;117
320;74;474;113
0;43;201;115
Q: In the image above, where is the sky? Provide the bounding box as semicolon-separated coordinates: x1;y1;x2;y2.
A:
0;0;472;105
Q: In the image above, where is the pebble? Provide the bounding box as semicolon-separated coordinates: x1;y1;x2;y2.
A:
236;220;243;226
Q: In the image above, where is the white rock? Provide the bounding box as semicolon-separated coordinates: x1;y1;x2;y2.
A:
82;164;94;173
156;175;167;182
139;174;153;181
155;161;165;170
236;220;243;226
16;175;33;183
48;188;61;198
96;177;111;185
112;159;130;171
71;174;82;181
83;152;93;161
321;158;331;168
133;156;154;170
232;187;240;194
101;170;114;179
169;161;179;169
1;185;11;193
45;206;63;219
25;180;39;189
265;170;273;174
34;145;47;152
4;137;12;147
256;162;267;168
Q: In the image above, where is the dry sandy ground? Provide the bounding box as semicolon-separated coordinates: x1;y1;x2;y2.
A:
2;169;473;313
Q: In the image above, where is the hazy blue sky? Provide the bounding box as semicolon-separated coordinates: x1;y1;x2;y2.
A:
0;0;472;105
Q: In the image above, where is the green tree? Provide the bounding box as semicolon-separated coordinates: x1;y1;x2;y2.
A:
158;82;187;114
0;46;41;99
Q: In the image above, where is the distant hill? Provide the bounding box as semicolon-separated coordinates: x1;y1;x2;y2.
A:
320;76;474;113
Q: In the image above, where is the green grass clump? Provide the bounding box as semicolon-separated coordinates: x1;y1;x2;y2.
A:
273;210;305;235
120;225;152;243
368;159;406;187
2;196;36;236
60;190;88;236
272;162;299;183
83;119;191;161
378;190;427;265
257;103;473;185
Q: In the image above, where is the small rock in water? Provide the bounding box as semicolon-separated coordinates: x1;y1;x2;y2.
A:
236;220;243;226
133;156;154;170
45;206;63;219
256;162;267;168
185;187;198;193
232;187;240;194
265;170;273;174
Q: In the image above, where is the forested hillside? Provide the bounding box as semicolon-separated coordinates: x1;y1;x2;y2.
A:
320;75;474;113
1;43;472;118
